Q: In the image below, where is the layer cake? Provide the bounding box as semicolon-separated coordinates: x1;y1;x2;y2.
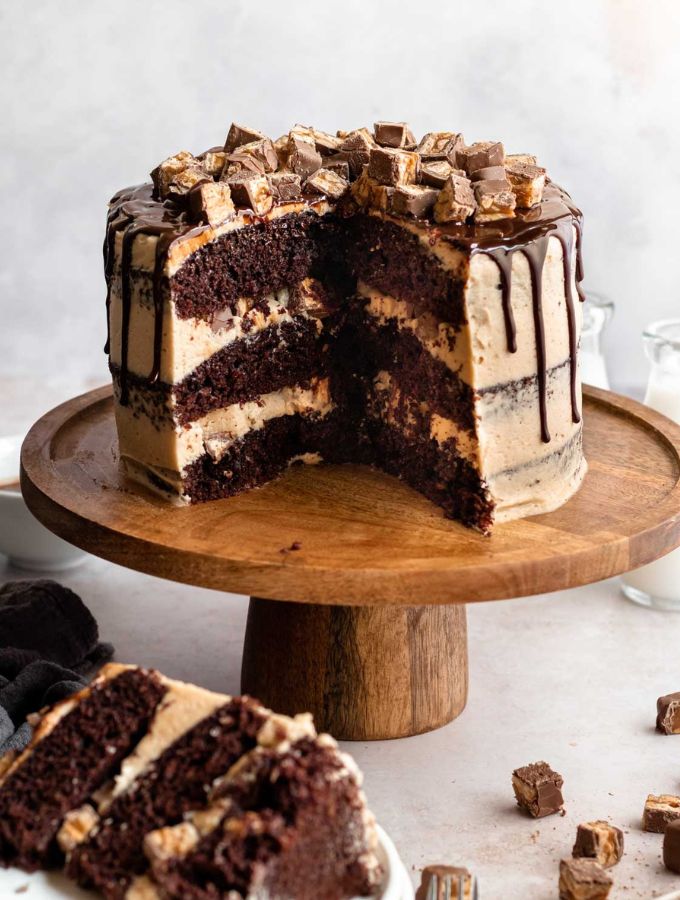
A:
106;122;587;532
0;663;381;898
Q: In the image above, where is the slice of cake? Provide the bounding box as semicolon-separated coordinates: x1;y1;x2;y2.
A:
138;733;381;900
0;665;382;898
0;664;167;870
106;121;587;533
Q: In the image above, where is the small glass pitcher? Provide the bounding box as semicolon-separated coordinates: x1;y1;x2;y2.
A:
621;319;680;610
580;292;615;389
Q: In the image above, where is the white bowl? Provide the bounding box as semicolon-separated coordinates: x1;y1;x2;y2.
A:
0;434;86;571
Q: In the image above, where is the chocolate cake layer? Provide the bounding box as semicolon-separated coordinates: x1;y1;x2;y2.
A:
146;736;381;900
368;416;494;532
345;213;466;326
67;697;268;899
170;211;331;320
357;311;476;432
181;410;352;503
0;668;166;872
112;313;328;426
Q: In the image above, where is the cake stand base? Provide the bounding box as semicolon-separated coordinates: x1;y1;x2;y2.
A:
241;598;468;740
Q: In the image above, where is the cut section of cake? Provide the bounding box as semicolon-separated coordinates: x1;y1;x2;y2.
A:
106;122;587;533
0;664;167;871
138;733;381;900
0;664;382;898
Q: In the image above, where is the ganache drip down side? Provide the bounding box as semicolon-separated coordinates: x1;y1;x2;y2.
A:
104;180;585;442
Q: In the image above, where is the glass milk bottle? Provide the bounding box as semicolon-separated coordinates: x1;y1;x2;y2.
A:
580;292;614;389
622;319;680;609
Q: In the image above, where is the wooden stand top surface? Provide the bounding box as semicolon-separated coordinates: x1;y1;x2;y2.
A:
20;385;680;606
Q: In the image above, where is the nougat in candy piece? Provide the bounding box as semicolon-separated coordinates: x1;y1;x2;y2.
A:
420;160;457;188
473;179;516;222
642;793;680;833
166;166;209;198
188;181;235;227
433;174;476;223
417;131;464;163
656;691;680;734
226;172;273;216
367;147;419;187
151;151;198;199
572;821;623;869
305;167;349;200
506;161;546;208
559;859;612;900
512;761;564;818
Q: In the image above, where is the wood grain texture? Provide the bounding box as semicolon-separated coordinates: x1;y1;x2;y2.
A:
20;385;680;606
241;598;468;740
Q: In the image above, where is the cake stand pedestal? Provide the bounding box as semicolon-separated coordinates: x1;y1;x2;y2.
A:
20;386;680;740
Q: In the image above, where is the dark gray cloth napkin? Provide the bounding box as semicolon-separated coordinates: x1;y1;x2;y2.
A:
0;580;113;757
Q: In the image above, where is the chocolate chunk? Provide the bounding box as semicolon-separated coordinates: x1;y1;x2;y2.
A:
188;181;235;227
351;171;393;211
225;171;273;216
473;179;516;222
150;151;198;199
293;277;333;319
224;123;266;152
166;166;210;199
287;134;323;179
304;167;349;200
559;859;612;900
572;821;623;869
470;165;507;182
663;819;680;873
291;124;342;155
417;131;464;163
506;162;546;208
374;121;415;149
643;793;680;832
433;174;476;223
322;155;351;180
389;184;438;218
512;761;564;818
415;865;474;900
367;147;418;187
226;138;279;176
267;171;302;202
340;129;375;177
656;692;680;734
199;147;228;178
455;141;505;174
420;160;457;188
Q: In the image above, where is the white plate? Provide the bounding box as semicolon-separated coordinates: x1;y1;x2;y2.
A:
0;824;412;899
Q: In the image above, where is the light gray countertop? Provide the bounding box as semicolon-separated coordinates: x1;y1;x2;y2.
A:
3;376;680;898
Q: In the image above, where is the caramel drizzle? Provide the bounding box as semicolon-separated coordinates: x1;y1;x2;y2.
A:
104;186;190;405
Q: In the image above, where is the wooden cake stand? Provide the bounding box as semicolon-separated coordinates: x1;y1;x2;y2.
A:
20;386;680;741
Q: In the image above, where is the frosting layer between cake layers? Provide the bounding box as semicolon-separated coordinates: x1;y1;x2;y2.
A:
105;178;587;532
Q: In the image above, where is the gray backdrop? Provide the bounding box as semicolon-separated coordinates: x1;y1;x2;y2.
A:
2;0;678;398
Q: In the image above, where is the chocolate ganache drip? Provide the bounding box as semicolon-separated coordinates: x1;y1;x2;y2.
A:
104;186;193;405
439;183;586;443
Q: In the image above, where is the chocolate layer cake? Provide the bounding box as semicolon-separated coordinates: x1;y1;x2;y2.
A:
0;665;381;898
107;121;587;533
139;734;380;900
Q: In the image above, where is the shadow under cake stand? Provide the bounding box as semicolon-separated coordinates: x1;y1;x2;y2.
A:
20;385;680;741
